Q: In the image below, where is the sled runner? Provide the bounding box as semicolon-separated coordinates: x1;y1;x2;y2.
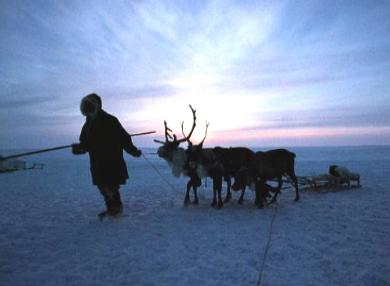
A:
296;165;360;191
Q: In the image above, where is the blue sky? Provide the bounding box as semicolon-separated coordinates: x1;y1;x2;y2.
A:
1;0;390;148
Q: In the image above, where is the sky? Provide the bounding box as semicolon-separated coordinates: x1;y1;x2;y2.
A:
1;0;390;148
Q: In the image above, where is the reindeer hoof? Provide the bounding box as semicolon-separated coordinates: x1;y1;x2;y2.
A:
184;199;190;206
211;202;217;207
223;198;230;203
193;199;199;205
238;199;243;204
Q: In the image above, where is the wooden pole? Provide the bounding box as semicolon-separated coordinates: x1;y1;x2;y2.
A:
130;131;156;137
0;130;157;161
1;145;72;161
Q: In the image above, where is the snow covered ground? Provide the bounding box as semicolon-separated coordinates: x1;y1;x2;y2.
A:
1;146;389;286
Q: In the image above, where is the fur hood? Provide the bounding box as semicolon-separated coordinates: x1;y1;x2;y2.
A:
80;94;102;117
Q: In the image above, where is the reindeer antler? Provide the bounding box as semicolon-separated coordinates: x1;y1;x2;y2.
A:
199;121;210;147
154;104;197;146
176;104;197;144
154;120;175;144
181;121;193;146
164;120;174;142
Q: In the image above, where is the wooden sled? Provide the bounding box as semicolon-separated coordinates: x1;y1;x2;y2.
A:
0;159;44;173
297;173;361;192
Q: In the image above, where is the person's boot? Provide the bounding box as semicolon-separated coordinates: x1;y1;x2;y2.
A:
98;187;114;220
97;186;122;220
109;189;123;216
97;194;110;220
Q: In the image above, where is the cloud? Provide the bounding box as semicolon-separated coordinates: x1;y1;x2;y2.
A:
0;0;390;147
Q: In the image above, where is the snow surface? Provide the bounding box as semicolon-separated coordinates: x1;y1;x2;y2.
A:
1;146;389;286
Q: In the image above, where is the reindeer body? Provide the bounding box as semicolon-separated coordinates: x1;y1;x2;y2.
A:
187;145;256;208
213;147;255;204
185;146;226;208
234;149;299;207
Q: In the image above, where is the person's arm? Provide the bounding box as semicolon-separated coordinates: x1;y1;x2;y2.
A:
72;121;89;155
117;119;142;157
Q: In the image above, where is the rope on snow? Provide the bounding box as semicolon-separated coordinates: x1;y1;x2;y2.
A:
256;203;278;286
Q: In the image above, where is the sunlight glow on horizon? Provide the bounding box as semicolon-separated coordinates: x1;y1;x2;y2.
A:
203;126;390;147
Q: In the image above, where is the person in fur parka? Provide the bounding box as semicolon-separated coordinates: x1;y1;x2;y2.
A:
72;93;142;219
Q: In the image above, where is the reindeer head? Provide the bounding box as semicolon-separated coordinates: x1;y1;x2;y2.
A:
183;121;210;176
154;105;197;176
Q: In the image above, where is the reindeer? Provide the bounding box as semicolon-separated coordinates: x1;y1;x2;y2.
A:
212;147;255;204
182;123;228;208
233;149;299;208
154;105;201;205
183;126;258;207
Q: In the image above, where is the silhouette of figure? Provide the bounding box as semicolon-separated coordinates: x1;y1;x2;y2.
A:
72;93;142;220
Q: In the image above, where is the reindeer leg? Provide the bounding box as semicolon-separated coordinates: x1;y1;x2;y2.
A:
211;178;217;207
254;180;264;208
213;176;223;208
238;186;246;204
224;176;232;203
193;186;199;204
211;189;217;207
193;175;201;204
217;182;224;209
269;178;282;204
292;175;299;201
286;171;300;202
184;180;191;206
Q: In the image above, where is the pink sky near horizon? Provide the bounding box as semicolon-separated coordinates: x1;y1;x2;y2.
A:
199;126;390;148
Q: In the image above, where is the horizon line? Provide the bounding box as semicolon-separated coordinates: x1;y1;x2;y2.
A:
2;144;390;152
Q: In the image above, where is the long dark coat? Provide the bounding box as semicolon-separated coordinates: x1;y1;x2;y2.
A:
79;110;139;186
